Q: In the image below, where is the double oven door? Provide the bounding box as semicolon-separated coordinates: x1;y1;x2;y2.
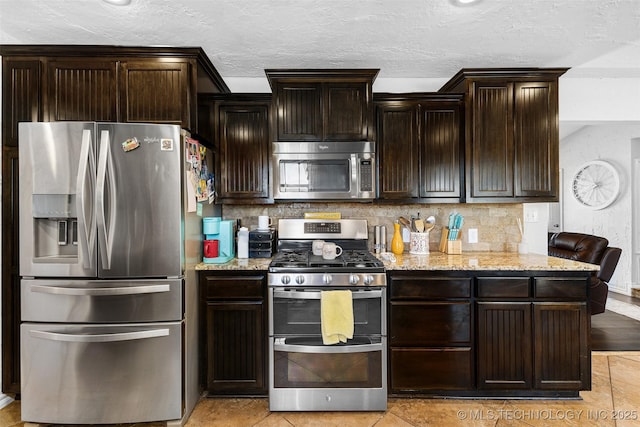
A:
268;285;387;411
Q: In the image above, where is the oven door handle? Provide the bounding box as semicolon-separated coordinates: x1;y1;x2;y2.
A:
273;341;383;354
272;289;383;300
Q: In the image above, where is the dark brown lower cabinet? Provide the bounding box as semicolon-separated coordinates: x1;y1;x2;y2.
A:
200;272;267;396
389;274;473;392
477;302;532;389
389;272;591;397
534;302;589;390
476;276;590;394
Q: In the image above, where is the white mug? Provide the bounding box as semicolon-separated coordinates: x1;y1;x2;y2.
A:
322;242;343;260
312;240;325;256
258;215;272;230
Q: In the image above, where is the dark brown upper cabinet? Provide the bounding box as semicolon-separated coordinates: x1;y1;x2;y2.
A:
46;59;118;122
119;60;190;125
266;69;378;142
440;69;568;203
202;94;272;204
375;94;464;202
0;45;229;394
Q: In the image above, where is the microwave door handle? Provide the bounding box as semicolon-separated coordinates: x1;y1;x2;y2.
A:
75;129;96;270
273;341;383;354
96;130;117;270
272;289;383;300
29;328;170;343
351;153;358;190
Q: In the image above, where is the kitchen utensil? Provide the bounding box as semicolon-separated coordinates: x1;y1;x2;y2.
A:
398;216;412;230
415;218;425;233
425;215;436;232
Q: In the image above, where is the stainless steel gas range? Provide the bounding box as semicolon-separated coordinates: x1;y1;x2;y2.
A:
268;219;387;411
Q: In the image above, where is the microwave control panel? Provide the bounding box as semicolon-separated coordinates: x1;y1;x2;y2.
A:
360;160;373;192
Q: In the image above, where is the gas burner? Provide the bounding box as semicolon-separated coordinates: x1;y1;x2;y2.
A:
268;219;386;282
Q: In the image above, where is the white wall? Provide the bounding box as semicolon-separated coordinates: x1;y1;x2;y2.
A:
560;124;640;294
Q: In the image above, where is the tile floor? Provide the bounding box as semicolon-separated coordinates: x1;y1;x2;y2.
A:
1;351;640;427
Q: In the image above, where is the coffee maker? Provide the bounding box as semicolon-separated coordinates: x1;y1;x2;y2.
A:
203;217;235;263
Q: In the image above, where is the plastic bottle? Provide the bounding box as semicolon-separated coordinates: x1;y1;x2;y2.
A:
238;227;249;259
391;222;404;255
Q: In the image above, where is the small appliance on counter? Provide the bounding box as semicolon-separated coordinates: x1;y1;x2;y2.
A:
203;217;236;263
249;229;276;258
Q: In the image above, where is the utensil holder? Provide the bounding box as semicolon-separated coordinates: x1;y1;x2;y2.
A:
439;227;462;254
409;232;430;255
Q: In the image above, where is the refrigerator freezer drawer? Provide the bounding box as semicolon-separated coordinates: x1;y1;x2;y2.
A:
21;322;182;424
21;278;183;323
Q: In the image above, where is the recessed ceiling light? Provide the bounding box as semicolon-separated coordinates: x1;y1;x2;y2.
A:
451;0;482;6
103;0;131;5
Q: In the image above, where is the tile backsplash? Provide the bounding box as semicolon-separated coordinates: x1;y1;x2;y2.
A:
221;203;524;253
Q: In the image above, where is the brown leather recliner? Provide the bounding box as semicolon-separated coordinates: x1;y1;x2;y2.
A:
548;232;622;315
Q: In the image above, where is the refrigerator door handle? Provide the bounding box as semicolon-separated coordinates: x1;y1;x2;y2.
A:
29;328;170;343
96;129;117;270
76;129;96;270
30;283;171;296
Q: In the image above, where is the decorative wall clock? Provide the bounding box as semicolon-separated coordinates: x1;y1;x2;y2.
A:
571;160;620;210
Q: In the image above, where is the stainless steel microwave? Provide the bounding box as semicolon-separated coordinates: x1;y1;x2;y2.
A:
272;141;376;200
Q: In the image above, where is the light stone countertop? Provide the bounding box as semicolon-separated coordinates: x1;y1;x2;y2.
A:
195;252;598;272
379;251;599;271
196;257;272;271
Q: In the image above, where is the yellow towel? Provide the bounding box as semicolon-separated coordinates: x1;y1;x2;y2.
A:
321;290;354;345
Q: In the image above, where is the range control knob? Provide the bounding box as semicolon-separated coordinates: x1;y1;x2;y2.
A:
349;274;360;285
363;275;374;285
295;275;305;285
280;275;291;285
323;274;333;285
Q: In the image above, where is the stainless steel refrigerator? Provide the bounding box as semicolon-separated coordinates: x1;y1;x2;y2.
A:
18;121;212;426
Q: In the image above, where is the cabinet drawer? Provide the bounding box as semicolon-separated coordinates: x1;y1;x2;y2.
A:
390;302;471;345
477;277;530;298
390;277;471;299
203;276;265;299
534;278;587;300
390;348;473;391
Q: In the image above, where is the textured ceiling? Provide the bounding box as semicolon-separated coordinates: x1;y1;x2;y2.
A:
1;0;639;84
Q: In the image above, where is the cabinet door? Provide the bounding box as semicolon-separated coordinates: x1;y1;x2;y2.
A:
390;348;473;391
275;83;322;141
324;82;370;141
534;303;589;390
477;302;532;389
205;301;265;394
377;104;418;199
469;81;514;198
217;103;270;201
120;60;190;126
419;102;462;198
46;59;117;122
514;81;559;198
2;59;41;147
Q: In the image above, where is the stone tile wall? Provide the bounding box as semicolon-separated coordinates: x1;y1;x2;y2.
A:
221;203;524;253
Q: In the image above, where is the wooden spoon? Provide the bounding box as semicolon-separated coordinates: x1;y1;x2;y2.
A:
399;216;412;230
424;215;436;232
415;218;425;233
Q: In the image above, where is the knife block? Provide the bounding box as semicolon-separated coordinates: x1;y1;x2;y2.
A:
439;227;462;254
